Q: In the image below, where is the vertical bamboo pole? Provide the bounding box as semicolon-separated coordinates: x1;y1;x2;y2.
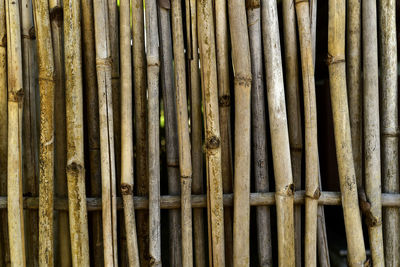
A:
81;0;103;265
246;2;272;266
310;0;317;65
197;0;226;265
214;1;233;264
158;2;182;266
379;0;399;265
327;0;367;265
63;0;90;265
93;0;119;265
120;0;140;265
33;0;56;265
261;0;295;266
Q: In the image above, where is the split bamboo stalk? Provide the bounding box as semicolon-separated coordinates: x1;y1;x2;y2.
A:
33;0;56;264
261;0;295;266
379;0;399;265
63;0;90;265
81;0;103;265
120;0;140;265
131;0;149;264
281;1;302;264
197;0;226;265
214;1;233;264
184;1;206;265
327;0;367;265
93;0;119;265
158;2;182;266
362;0;385;265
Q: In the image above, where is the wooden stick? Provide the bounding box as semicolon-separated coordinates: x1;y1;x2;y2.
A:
63;0;90;265
197;0;226;265
327;0;367;265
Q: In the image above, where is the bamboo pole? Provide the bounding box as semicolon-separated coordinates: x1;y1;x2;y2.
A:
158;2;182;266
379;0;399;265
327;0;367;265
33;0;56;264
92;0;119;265
120;0;140;265
63;0;90;265
197;0;226;265
81;0;103;265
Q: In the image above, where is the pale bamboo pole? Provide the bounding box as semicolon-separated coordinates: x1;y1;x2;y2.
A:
281;1;302;265
327;0;367;265
214;1;233;264
310;0;317;66
379;1;399;265
33;0;56;264
158;2;182;266
246;2;272;266
197;0;226;265
93;0;119;265
120;0;140;265
63;0;90;265
261;0;295;266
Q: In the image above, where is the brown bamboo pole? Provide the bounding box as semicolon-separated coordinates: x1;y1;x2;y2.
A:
261;0;295;266
63;0;90;265
197;0;226;265
120;0;140;265
379;0;399;265
33;0;56;264
158;2;182;266
327;0;367;265
93;0;119;265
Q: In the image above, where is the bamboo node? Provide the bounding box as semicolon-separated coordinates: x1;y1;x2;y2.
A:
149;256;161;265
8;88;24;102
326;53;345;65
66;161;84;174
157;0;170;9
381;131;400;138
96;57;113;67
245;0;260;9
276;183;295;197
206;136;220;149
219;95;230;107
121;183;133;195
306;188;321;200
50;6;63;26
294;0;309;5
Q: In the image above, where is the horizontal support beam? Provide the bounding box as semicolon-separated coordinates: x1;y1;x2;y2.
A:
0;191;399;210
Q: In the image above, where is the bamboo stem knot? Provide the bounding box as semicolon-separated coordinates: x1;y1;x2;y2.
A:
295;0;309;5
121;183;133;195
326;53;345;65
218;95;230;107
8;88;24;102
306;187;321;200
206;136;220;150
96;57;113;67
245;0;260;9
157;0;170;9
276;183;295;197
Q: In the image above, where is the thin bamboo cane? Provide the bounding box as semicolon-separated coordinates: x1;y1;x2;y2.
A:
327;0;367;265
158;2;182;266
197;0;226;265
6;0;26;265
214;1;233;264
120;0;140;265
281;1;302;265
33;0;56;264
93;0;119;265
310;0;317;66
63;0;90;265
246;2;272;266
362;1;385;265
261;0;295;266
379;0;399;265
81;0;103;265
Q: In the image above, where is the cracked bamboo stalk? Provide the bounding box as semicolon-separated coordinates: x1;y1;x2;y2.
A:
93;0;119;265
197;0;226;265
327;0;367;265
81;0;103;265
63;0;90;265
33;0;56;264
281;1;302;265
120;0;140;265
215;1;233;264
261;0;295;266
6;0;26;265
246;2;272;266
158;2;182;266
379;0;399;265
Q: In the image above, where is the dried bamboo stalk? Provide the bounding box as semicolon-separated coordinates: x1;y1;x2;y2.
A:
246;2;272;266
120;0;140;265
93;0;119;265
327;0;367;265
379;0;399;265
63;0;90;265
158;2;182;266
197;0;226;265
33;0;56;264
261;0;295;266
